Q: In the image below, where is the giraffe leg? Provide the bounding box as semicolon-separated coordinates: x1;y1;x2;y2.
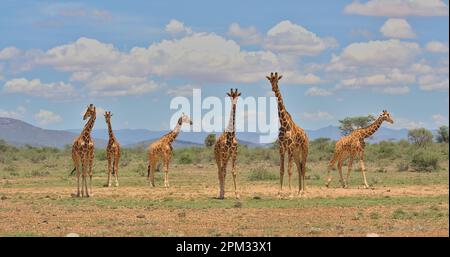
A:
294;156;302;195
114;154;119;187
106;156;112;187
82;160;89;197
73;153;81;197
164;159;170;188
218;162;227;199
81;157;86;197
287;153;294;198
76;167;81;197
359;152;369;189
88;151;94;196
337;160;345;188
326;154;337;188
345;157;354;189
300;151;308;195
278;147;286;198
231;151;239;199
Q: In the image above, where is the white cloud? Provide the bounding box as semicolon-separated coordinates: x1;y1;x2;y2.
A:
3;78;76;99
227;23;262;45
166;84;198;97
69;71;93;81
127;32;284;82
165;19;192;36
380;18;416;38
33;109;62;125
337;69;415;88
344;0;449;17
391;117;427;129
425;41;449;53
38;37;121;72
86;73;160;96
299;111;333;121
328;39;420;71
418;75;449;91
375;86;410;94
283;72;322;84
305;87;333;96
0;47;22;60
432;114;448;126
263;20;337;56
0;106;26;119
410;63;433;73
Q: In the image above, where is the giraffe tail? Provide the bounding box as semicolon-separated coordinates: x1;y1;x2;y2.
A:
69;167;76;176
147;164;151;178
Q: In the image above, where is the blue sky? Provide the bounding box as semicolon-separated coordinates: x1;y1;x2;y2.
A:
0;0;448;131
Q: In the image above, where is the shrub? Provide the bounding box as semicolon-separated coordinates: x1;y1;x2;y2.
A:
408;128;433;147
178;153;193;164
31;169;50;177
410;150;439;172
396;162;409;172
248;166;277;181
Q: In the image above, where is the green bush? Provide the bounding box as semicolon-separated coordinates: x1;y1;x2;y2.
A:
396;162;409;172
410;150;439;172
31;169;50;177
178;153;193;164
248;166;277;181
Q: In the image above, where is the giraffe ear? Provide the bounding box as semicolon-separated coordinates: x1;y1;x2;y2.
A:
227;92;231;97
278;75;282;80
237;92;241;97
266;76;271;81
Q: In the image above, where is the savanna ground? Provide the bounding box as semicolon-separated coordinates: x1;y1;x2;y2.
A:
0;140;448;237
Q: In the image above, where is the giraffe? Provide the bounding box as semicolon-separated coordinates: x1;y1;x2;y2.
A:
266;72;309;197
104;111;121;187
71;104;96;197
147;113;192;188
214;88;241;199
326;110;394;189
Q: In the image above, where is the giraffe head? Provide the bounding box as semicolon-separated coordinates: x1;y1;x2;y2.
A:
104;111;113;123
380;110;394;124
83;104;96;120
178;112;193;126
227;88;241;105
266;72;283;92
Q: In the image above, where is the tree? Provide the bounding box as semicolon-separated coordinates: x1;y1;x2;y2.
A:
311;137;331;151
338;115;376;136
204;134;216;147
408;128;433;147
436;126;449;143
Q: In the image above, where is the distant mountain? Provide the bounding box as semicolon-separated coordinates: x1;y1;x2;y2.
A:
124;138;203;149
304;125;410;143
67;128;166;146
74;126;412;147
0;117;107;148
1;117;425;149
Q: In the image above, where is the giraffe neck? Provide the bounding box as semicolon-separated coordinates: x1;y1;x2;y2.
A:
225;102;236;141
166;122;182;144
274;87;292;129
359;117;384;138
82;114;96;139
107;120;116;142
